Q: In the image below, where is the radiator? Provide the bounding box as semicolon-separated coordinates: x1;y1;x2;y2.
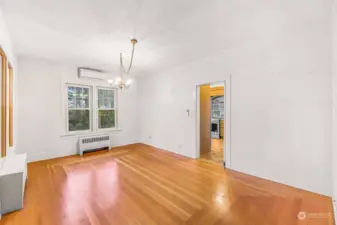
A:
78;135;111;155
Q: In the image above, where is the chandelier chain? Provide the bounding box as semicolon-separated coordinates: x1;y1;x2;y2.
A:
116;38;137;89
120;40;136;76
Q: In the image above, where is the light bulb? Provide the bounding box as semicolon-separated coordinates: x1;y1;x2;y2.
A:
126;79;132;86
108;79;114;84
115;77;121;85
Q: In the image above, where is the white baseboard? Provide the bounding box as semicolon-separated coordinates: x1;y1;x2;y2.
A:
27;149;76;162
25;141;140;162
140;141;197;159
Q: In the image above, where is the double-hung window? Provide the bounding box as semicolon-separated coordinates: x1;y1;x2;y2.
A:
97;88;116;129
67;85;91;132
66;84;117;134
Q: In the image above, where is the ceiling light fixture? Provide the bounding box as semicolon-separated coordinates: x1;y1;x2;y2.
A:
114;38;138;90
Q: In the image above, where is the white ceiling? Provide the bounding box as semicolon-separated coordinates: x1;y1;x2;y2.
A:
0;0;231;74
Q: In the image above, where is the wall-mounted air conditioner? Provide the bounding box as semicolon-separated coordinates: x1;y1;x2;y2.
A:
78;68;113;81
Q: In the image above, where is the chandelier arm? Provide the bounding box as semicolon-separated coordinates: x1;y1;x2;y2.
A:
120;53;126;75
117;39;137;89
126;43;136;74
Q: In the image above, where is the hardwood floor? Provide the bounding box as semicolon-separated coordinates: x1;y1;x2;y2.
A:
1;144;334;225
200;138;224;165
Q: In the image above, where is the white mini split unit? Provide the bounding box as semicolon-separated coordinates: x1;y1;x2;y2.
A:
77;67;133;89
78;67;113;81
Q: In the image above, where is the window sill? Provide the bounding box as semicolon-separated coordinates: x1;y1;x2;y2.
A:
60;129;122;139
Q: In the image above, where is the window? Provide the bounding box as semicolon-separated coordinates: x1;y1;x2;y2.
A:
212;96;224;119
67;85;91;132
65;83;117;134
97;88;116;129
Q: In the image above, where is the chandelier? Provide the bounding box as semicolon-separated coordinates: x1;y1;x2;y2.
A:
109;38;138;89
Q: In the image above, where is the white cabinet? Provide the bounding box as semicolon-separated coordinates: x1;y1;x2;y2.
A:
0;154;27;216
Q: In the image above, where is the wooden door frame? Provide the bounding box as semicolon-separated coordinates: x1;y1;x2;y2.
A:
195;75;231;168
199;84;211;155
0;46;7;157
8;62;13;147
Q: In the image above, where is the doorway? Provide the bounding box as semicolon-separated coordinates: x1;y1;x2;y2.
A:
196;78;231;168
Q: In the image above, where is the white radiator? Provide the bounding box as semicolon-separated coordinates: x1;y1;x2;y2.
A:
78;135;111;155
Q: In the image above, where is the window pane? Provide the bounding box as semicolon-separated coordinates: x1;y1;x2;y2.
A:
98;89;114;109
68;110;90;131
82;88;89;99
77;88;88;100
82;98;89;108
104;98;112;108
68;86;89;109
75;87;82;97
68;87;76;108
98;99;104;108
107;90;114;98
98;89;103;98
68;87;75;98
75;98;89;108
68;98;76;108
98;110;115;129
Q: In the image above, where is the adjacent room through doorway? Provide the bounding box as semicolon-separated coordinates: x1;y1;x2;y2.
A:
199;82;225;165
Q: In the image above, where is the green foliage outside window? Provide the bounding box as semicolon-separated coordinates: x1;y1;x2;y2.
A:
98;110;115;129
69;110;90;131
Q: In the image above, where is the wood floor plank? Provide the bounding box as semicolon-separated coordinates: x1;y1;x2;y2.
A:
117;159;195;220
0;143;334;225
118;155;208;206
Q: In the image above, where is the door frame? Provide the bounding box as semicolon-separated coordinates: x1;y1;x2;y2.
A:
195;75;231;168
0;46;7;158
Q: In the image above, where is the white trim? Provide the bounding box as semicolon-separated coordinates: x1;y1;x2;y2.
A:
224;76;231;168
195;75;231;168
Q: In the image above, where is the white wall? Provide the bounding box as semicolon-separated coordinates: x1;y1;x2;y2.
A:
138;0;333;195
0;7;17;156
332;0;337;202
16;57;138;162
0;9;15;66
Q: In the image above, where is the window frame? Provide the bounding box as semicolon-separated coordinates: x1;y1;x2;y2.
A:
65;83;93;135
63;81;119;136
96;86;117;131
